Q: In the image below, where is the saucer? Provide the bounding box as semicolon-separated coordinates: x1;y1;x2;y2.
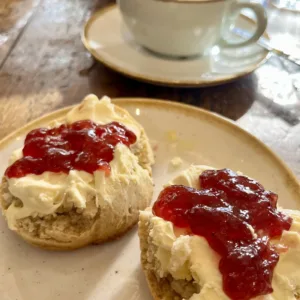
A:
82;5;270;87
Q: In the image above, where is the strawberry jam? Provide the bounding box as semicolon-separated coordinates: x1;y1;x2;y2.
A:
5;120;136;178
153;169;292;300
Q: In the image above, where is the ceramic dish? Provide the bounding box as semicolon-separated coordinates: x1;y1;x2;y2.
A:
82;5;270;87
0;98;299;300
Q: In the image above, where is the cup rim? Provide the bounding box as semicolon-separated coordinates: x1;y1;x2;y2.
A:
154;0;225;3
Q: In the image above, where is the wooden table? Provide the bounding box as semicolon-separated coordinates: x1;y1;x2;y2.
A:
1;0;300;177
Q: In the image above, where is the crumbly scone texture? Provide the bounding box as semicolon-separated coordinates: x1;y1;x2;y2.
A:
138;214;182;300
0;105;154;251
115;104;154;175
138;213;300;300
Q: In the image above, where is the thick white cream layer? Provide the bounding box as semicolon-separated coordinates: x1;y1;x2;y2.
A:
142;165;300;300
66;94;141;137
5;95;152;229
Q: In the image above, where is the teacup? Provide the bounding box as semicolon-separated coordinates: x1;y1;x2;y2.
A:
117;0;267;57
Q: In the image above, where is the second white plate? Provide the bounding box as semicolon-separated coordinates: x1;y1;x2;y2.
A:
0;98;299;300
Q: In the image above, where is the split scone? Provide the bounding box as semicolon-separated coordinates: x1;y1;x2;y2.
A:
1;94;154;250
139;165;300;300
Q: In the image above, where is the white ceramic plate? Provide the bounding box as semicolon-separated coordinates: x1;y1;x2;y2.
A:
0;99;299;300
82;5;270;87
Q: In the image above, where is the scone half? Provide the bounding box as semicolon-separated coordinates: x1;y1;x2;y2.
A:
139;165;300;300
1;94;154;250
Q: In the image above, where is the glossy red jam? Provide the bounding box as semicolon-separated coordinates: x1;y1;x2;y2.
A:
5;120;136;178
153;169;292;300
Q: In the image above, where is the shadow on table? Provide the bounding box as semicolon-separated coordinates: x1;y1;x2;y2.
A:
88;62;257;121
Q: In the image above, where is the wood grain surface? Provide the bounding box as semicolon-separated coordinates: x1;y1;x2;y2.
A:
0;0;299;177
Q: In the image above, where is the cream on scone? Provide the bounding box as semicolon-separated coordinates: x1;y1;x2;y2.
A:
139;165;300;300
1;95;154;250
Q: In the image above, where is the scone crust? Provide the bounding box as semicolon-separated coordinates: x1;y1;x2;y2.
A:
0;105;154;251
138;214;181;300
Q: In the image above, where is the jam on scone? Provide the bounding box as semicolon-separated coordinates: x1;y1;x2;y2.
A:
139;165;300;300
1;95;154;250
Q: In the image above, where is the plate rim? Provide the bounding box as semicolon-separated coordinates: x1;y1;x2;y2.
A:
81;4;271;88
0;97;299;198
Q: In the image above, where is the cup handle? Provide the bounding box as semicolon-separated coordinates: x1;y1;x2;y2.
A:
219;2;267;48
